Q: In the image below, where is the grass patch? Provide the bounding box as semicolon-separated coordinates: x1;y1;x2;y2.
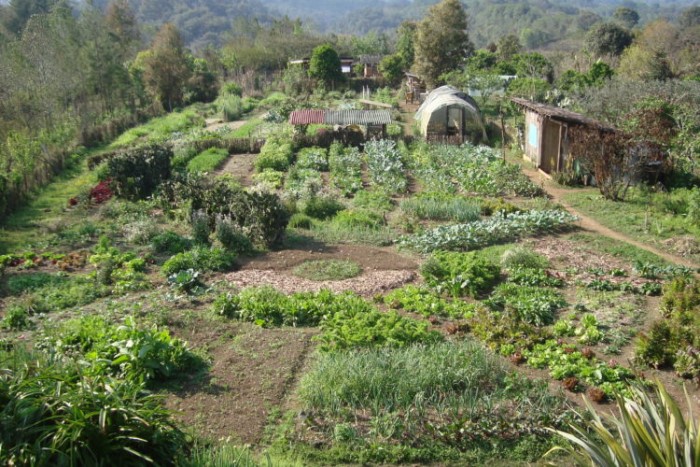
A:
292;259;362;281
0;157;98;253
307;222;395;246
563;188;700;254
109;108;205;148
229;117;264;138
569;232;671;266
187;148;229;173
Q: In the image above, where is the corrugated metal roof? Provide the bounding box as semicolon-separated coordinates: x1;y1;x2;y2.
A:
289;109;325;125
511;97;614;130
324;110;392;126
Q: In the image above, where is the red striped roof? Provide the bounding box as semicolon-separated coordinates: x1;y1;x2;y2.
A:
289;109;325;125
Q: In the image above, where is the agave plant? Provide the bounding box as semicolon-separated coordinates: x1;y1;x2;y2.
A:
548;381;700;466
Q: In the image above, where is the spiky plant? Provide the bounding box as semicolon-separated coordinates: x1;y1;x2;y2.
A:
548;381;700;466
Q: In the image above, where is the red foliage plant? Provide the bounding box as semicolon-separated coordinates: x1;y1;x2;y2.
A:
89;180;113;204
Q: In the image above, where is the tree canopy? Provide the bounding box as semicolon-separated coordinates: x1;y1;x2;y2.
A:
413;0;474;86
308;44;342;86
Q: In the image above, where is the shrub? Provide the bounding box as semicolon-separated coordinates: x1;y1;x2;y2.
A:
191;209;211;245
151;231;192;254
420;251;501;298
215;216;254;253
2;305;31;330
283;167;323;200
186;148;229;173
167;269;204;295
550;381;700;467
288;213;313;229
0;353;188;466
487;284;565;326
187;178;290;247
635;321;676;369
106;143;172;200
161;247;236;276
220;95;244;121
302;196;345;220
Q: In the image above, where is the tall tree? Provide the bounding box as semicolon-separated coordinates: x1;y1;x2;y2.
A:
395;21;416;69
613;7;640;29
308;44;342;87
585;22;633;58
496;34;521;62
5;0;59;35
413;0;474;86
143;23;191;111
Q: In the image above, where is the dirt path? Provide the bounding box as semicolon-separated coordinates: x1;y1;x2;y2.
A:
205;118;247;133
216;153;256;186
522;165;699;270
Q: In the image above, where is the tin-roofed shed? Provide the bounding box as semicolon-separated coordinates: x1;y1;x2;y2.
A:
288;109;392;138
511;97;614;175
415;86;487;144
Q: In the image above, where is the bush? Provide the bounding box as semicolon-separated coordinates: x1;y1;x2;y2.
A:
420;251;501;298
220;95;244;121
151;231;192;254
215;216;254;253
106;143;172;200
288;213;313;229
302;196;345;220
161;247;236;276
187;178;290;247
551;381;700;466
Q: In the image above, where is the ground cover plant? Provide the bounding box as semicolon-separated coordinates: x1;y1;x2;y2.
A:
286;340;570;464
564;187;700;262
186;147;230;173
328;142;363;196
292;259;362;281
402;210;577;252
400;194;481;222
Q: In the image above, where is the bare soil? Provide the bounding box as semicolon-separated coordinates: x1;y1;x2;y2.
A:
216;153;257;186
166;319;316;444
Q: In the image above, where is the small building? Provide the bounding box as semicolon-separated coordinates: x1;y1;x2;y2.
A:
511;98;614;175
287;57;355;76
404;72;425;104
415;86;487;144
288;109;392;138
358;55;383;78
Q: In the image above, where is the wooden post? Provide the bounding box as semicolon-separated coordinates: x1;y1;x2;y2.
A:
500;108;506;164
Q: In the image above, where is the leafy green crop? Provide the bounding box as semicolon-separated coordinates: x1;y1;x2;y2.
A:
420;251;501;297
383;285;477;318
487;283;565;326
161;247;236;276
40;316;204;384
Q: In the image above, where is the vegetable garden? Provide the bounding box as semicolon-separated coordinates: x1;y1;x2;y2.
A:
1;94;699;466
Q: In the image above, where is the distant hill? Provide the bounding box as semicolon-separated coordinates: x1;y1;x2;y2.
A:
80;0;699;50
